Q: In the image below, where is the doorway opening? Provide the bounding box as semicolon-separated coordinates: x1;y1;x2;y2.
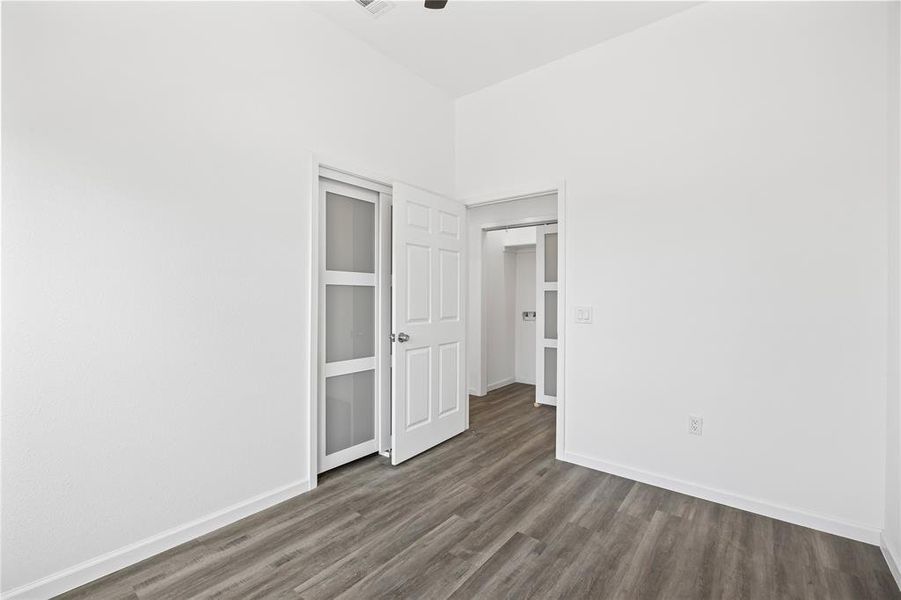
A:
466;190;565;456
480;222;558;404
314;168;393;477
482;226;537;393
310;161;469;486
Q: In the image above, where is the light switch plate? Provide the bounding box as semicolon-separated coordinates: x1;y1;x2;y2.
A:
574;306;593;324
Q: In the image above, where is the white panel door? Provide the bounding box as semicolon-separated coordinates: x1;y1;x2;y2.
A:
318;178;382;473
391;182;467;465
536;224;559;406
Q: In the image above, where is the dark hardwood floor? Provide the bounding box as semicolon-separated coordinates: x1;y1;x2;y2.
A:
59;382;900;599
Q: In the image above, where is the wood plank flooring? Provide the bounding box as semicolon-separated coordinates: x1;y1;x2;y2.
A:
58;383;900;599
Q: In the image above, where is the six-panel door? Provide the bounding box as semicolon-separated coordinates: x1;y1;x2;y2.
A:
391;183;467;465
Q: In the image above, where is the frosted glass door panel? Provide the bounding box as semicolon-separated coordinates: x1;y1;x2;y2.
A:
326;192;375;273
544;233;558;283
325;370;375;455
544;348;557;397
326;285;375;363
544;291;558;340
536;222;560;406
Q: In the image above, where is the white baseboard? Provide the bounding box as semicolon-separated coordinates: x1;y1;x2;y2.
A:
487;377;516;391
882;533;901;592
562;451;880;545
2;479;311;600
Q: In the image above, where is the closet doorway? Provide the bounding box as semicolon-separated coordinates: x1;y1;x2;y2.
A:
479;221;558;405
310;163;469;483
466;188;566;456
315;171;392;474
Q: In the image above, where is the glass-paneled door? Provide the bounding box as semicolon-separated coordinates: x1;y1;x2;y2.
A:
318;177;382;472
536;224;559;406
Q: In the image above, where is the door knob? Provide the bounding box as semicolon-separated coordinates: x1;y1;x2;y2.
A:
396;332;410;343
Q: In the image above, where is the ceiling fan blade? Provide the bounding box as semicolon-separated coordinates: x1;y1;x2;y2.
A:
424;0;448;9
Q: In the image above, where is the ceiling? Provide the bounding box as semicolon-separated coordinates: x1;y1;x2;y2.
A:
309;1;699;98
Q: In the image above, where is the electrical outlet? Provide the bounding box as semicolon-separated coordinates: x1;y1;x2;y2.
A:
688;415;703;436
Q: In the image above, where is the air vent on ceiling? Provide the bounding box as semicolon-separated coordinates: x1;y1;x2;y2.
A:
354;0;395;18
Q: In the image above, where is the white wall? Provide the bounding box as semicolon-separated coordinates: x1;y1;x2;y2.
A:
514;249;537;385
466;195;557;396
1;2;453;595
504;226;537;247
885;0;901;582
484;230;516;389
457;2;892;541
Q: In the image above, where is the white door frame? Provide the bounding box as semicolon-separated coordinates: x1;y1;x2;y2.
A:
465;180;567;459
307;155;395;490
